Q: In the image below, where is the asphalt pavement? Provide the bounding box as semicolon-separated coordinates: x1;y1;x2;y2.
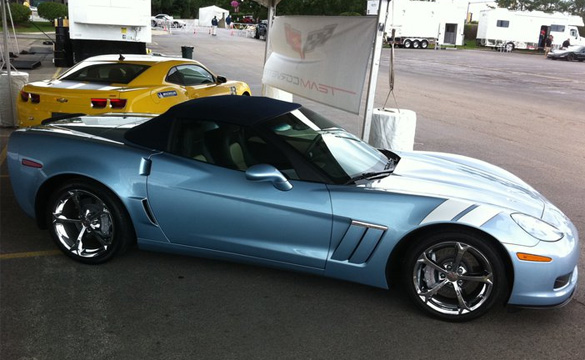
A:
1;28;585;359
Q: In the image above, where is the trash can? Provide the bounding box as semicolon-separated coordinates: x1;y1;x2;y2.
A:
181;46;194;59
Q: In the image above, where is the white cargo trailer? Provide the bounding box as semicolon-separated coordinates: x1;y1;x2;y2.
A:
67;0;151;63
476;8;585;51
385;0;467;49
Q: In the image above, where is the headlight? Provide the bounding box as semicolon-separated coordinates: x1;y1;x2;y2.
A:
511;213;564;242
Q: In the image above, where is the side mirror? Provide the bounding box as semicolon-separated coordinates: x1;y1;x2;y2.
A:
245;164;293;191
216;75;227;84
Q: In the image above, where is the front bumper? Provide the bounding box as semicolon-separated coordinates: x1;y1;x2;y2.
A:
483;211;579;307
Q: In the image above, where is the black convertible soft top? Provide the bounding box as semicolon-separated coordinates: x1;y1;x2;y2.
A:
124;95;301;150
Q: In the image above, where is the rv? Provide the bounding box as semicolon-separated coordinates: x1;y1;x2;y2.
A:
476;8;585;51
385;0;467;48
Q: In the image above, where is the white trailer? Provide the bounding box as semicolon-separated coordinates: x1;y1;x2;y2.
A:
67;0;151;63
385;0;467;49
476;8;585;51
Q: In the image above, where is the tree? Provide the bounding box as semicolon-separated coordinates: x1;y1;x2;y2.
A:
276;0;366;16
496;0;585;28
497;0;571;12
1;2;31;25
151;0;367;18
37;1;68;22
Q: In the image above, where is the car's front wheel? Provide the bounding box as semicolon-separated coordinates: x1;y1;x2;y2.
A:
48;179;134;264
402;230;508;322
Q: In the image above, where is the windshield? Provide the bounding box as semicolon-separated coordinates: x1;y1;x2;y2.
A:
263;107;391;184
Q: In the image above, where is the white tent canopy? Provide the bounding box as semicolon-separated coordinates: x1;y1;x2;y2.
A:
198;5;230;27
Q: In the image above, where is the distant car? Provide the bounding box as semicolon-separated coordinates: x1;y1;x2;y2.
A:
547;45;585;61
152;14;186;28
255;20;267;40
7;96;579;322
17;54;251;127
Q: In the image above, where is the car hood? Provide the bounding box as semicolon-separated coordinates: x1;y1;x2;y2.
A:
550;46;583;55
364;151;545;217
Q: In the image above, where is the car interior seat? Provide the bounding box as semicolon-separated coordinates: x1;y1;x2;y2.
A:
205;126;256;171
166;70;185;85
108;68;126;83
173;121;214;162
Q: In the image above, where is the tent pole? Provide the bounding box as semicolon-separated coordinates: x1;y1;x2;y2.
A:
361;0;389;142
263;0;276;65
1;0;16;126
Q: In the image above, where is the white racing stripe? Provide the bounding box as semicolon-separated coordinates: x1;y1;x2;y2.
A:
65;83;87;90
420;198;501;228
458;206;501;227
420;199;474;225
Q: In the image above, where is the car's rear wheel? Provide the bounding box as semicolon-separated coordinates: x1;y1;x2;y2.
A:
48;179;134;264
402;230;508;322
567;53;575;61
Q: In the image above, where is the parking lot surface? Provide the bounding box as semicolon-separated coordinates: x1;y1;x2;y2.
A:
2;28;585;359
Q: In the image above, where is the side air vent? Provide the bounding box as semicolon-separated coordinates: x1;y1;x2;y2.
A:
141;199;158;226
331;220;387;264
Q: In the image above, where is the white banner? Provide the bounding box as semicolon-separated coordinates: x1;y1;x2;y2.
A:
262;16;377;114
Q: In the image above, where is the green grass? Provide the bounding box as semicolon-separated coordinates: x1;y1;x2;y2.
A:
459;40;479;50
0;21;54;33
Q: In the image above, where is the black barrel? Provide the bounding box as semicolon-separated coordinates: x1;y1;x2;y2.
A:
181;46;194;59
54;18;73;67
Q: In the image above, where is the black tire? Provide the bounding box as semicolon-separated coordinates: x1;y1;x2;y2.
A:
151;20;157;27
47;179;135;264
402;230;508;322
413;40;420;49
403;39;412;49
421;40;429;49
505;42;514;52
567;53;575;61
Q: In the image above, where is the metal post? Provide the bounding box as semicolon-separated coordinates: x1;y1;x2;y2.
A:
361;0;389;142
1;0;16;126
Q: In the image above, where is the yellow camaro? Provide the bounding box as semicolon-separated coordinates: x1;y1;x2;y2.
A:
17;54;251;127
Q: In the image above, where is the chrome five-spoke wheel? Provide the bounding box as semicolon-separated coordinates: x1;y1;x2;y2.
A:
403;231;508;321
48;180;133;264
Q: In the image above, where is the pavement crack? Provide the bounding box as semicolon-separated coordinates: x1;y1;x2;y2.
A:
573;298;585;308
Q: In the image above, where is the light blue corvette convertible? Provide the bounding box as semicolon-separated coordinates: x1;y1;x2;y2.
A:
7;96;579;321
